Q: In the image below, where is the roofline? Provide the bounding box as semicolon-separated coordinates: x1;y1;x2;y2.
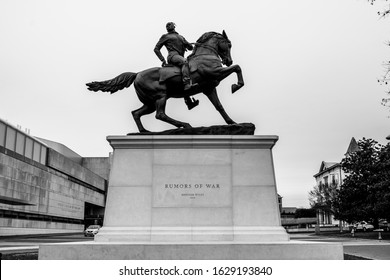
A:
313;163;341;178
0;117;49;148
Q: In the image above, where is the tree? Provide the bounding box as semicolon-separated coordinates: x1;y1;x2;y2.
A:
309;181;339;229
294;208;316;219
333;138;390;225
367;1;390;109
368;0;390;17
309;182;338;214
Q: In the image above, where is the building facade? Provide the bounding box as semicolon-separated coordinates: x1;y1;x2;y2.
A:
0;118;109;236
312;137;359;226
313;161;344;225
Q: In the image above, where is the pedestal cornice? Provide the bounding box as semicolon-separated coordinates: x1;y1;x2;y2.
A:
106;135;279;149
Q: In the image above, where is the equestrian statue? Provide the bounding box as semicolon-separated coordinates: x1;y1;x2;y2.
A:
86;24;244;133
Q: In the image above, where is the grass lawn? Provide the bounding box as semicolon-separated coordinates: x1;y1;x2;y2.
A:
316;229;390;240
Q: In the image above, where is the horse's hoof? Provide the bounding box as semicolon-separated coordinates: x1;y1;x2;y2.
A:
232;84;244;93
182;123;192;129
231;84;239;93
137;129;151;134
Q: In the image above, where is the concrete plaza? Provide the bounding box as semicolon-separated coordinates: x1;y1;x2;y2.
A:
1;232;390;260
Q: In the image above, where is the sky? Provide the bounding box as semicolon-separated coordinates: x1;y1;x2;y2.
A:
1;0;389;208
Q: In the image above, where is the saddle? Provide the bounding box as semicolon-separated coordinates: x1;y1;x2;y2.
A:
158;61;197;83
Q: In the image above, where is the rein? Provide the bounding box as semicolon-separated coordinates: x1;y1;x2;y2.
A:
189;37;226;61
194;43;219;57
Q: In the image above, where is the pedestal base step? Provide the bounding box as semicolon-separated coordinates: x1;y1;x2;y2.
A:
39;241;343;260
94;226;290;242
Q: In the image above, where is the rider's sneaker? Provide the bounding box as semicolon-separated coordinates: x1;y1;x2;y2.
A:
185;97;199;110
184;83;191;91
183;79;192;91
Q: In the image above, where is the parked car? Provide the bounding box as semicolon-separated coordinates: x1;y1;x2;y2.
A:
379;219;389;231
354;221;374;231
84;225;101;237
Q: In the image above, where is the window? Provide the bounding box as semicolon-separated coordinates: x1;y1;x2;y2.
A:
16;132;25;155
323;176;329;186
0;122;5;147
33;142;41;162
319;181;323;192
331;174;339;186
40;147;47;165
5;127;16;151
25;137;33;159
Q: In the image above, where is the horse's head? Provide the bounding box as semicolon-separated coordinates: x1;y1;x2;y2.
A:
193;31;233;66
217;30;233;66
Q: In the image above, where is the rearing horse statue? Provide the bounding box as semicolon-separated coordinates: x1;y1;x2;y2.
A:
86;31;244;133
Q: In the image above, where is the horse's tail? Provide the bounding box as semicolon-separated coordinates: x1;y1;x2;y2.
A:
86;72;137;94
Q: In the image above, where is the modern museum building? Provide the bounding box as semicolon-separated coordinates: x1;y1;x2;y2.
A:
0;118;110;236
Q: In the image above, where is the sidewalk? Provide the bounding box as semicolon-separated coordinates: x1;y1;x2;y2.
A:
2;232;389;260
291;232;390;260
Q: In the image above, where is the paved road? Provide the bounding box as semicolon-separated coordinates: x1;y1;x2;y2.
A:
0;233;92;254
290;233;390;260
1;233;389;260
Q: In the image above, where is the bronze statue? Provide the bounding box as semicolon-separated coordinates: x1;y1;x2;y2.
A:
86;30;244;133
154;22;199;110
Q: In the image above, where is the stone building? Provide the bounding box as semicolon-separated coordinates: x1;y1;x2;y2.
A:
0;118;110;236
312;137;359;225
313;161;344;225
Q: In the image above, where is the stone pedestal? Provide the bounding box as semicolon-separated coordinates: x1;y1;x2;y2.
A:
39;135;343;259
96;135;288;242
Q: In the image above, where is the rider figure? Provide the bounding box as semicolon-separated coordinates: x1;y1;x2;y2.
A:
154;22;199;109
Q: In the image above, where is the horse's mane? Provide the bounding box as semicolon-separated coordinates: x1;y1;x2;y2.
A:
195;32;220;44
188;31;224;59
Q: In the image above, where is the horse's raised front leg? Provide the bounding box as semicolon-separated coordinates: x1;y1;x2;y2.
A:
155;95;192;129
205;88;236;125
216;64;244;94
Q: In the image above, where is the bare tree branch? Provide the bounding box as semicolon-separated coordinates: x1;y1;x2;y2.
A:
367;1;390;109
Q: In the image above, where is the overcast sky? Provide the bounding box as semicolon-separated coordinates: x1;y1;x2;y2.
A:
1;0;389;207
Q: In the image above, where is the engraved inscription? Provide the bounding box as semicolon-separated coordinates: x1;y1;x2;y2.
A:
164;183;220;189
153;165;231;207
